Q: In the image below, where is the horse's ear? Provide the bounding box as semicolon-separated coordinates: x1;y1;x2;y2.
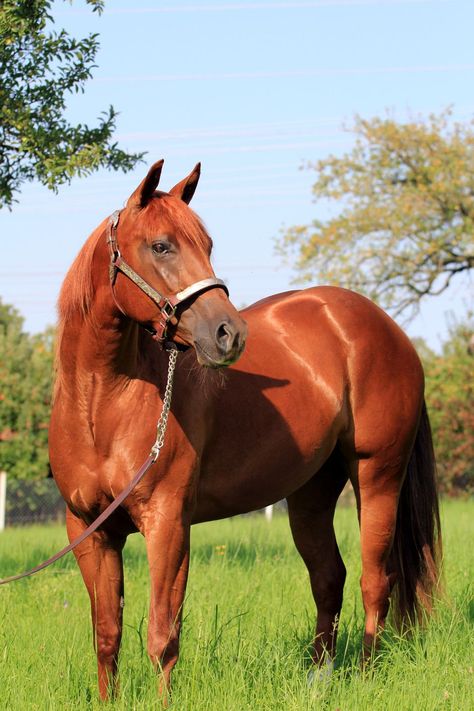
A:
169;163;201;204
127;159;165;208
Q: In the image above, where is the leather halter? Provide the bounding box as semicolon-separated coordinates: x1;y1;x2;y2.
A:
106;209;228;344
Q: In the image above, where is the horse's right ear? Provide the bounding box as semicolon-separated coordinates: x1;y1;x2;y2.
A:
127;160;165;208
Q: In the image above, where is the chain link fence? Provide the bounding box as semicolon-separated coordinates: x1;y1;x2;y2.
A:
1;475;66;527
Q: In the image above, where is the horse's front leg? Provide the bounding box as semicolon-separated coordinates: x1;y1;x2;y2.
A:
144;495;192;700
66;508;126;700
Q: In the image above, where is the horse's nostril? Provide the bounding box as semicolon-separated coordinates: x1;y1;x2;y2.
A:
217;322;230;343
216;321;236;354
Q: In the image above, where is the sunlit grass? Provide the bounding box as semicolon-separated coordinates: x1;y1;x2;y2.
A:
0;500;472;710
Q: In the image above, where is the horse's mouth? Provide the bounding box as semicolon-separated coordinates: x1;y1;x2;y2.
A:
194;340;244;369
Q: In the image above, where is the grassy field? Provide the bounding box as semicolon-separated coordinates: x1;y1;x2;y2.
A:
0;499;472;710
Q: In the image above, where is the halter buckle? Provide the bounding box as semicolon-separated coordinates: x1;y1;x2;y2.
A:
160;299;177;320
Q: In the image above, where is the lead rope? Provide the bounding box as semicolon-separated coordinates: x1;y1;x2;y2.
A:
0;349;178;586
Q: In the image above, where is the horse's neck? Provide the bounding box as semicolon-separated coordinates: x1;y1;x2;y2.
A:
56;300;165;405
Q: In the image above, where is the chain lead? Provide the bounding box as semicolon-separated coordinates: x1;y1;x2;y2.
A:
150;348;179;461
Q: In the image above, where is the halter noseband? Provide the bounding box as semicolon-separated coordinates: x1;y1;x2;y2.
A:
106;209;228;344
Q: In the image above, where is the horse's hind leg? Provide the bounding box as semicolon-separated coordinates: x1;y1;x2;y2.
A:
66;508;126;700
287;450;348;671
356;455;402;658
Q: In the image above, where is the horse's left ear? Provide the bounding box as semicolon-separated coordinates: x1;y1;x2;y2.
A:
127;159;165;208
169;163;201;204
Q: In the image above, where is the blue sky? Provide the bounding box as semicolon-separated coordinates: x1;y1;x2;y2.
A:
1;0;473;348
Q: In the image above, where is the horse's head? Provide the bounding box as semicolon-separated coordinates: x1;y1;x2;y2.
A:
108;160;247;367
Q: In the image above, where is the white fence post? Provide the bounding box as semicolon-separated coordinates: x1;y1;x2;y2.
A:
264;504;273;522
0;471;6;531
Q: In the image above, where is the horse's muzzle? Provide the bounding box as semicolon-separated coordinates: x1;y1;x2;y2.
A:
194;317;247;368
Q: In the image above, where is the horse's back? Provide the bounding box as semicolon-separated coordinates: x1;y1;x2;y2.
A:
243;285;422;393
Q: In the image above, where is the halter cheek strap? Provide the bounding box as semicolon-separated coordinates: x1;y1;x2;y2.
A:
107;210;229;343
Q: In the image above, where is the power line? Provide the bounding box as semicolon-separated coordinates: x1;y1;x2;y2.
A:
117;118;344;142
97;64;474;83
100;1;456;15
0;264;288;279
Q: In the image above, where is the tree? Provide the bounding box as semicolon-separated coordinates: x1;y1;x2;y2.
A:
421;319;474;496
0;0;144;208
278;110;474;320
0;299;53;478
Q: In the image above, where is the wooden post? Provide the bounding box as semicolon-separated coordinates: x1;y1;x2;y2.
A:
0;471;6;531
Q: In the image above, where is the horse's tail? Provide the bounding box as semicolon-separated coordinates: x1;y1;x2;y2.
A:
390;400;442;627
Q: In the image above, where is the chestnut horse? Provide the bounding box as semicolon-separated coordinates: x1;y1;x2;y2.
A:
49;160;440;701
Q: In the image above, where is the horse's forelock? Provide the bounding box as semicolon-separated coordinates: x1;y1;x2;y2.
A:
142;195;212;254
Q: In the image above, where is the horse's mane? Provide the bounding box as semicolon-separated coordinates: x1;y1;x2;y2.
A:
53;220;106;398
57;219;107;330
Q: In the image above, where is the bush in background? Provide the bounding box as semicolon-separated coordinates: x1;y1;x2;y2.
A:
0;299;53;479
418;318;474;496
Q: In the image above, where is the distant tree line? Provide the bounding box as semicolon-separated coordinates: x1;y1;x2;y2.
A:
417;319;474;496
0;297;472;496
0;300;52;478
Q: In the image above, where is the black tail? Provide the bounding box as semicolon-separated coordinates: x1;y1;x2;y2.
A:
390;401;442;626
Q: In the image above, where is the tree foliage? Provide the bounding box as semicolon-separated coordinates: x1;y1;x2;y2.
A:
0;0;144;208
279;110;474;320
420;319;474;496
0;299;53;478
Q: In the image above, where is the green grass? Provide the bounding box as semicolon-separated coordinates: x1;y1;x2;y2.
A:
0;500;472;710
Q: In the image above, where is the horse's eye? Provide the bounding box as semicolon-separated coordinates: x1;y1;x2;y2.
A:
152;241;171;256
